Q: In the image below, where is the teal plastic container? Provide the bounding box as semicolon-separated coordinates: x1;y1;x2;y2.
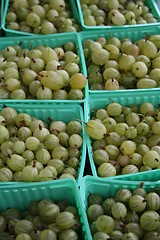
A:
0;101;86;186
76;0;160;31
0;0;3;37
108;169;160;182
80;176;160;240
79;26;160;97
0;178;90;240
156;0;160;9
2;0;80;36
87;90;160;181
0;32;88;103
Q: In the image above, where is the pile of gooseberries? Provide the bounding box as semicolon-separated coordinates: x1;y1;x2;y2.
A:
83;34;160;90
87;184;160;239
80;0;157;27
0;42;87;100
0;198;82;239
6;0;81;34
0;106;83;182
86;101;160;177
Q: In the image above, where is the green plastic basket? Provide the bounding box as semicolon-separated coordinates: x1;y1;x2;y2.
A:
80;176;160;240
2;0;81;36
76;0;160;31
87;90;160;181
79;25;160;97
0;178;90;240
0;32;88;103
156;0;160;9
0;0;3;37
108;169;160;182
0;101;86;186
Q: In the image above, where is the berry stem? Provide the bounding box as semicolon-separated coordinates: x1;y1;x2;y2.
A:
39;124;42;130
33;160;36;168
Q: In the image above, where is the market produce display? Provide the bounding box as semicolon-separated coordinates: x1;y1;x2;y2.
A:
1;1;160;239
80;0;157;26
83;34;160;90
0;42;87;100
0;106;83;182
86;101;160;177
87;184;160;239
0;198;82;239
5;0;81;34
